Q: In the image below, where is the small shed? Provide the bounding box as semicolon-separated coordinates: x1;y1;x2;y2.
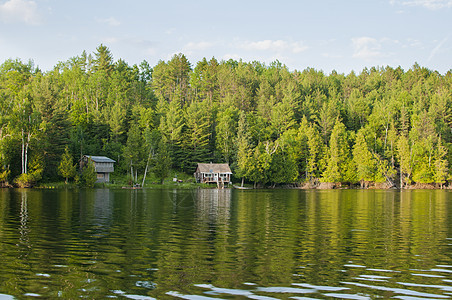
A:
81;155;116;183
194;163;232;186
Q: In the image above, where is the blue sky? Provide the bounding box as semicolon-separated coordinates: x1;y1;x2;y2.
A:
0;0;451;74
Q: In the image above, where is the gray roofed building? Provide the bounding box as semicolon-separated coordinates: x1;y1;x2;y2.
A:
81;155;116;183
86;156;116;163
194;163;232;187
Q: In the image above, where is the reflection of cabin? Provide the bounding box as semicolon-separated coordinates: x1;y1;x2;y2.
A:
194;163;232;187
81;155;116;183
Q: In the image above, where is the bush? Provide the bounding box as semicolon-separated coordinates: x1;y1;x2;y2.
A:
14;171;42;188
14;155;44;188
0;169;10;187
78;161;97;188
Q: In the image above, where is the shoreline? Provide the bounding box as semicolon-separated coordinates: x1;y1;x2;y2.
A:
1;182;450;191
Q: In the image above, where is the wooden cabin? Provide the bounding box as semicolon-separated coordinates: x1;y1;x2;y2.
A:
81;155;116;183
194;163;232;186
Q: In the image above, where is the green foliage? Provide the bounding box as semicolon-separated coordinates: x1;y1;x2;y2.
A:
153;140;172;184
396;134;412;187
123;122;144;182
322;120;351;183
247;142;274;186
14;154;44;188
305;124;324;179
79;161;97;188
182;100;211;171
58;146;76;184
433;136;448;187
0;169;10;186
216;106;238;163
0;47;451;188
353;131;375;185
270;145;298;186
235;112;252;181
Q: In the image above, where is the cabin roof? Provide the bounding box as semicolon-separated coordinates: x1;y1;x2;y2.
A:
85;155;116;163
196;163;232;174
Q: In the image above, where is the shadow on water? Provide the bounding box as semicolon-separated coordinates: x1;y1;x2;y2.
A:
0;188;451;299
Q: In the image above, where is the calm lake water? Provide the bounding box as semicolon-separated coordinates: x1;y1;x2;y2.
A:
0;188;452;299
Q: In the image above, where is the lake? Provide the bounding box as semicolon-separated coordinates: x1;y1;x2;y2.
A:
0;188;452;299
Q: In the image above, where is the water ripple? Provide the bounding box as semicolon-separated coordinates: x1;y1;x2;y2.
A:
397;282;452;292
342;281;449;298
255;287;316;294
167;291;225;299
292;283;349;291
323;293;370;300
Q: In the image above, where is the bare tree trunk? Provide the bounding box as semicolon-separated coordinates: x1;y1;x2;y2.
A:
142;162;149;187
400;168;403;189
24;133;30;174
21;129;25;174
142;148;153;187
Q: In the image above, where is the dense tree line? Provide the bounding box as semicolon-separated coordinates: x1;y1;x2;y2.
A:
0;45;450;188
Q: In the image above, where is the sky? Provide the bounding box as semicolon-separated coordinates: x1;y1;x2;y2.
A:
0;0;451;74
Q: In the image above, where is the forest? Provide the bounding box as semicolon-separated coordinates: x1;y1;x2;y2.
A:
0;44;450;188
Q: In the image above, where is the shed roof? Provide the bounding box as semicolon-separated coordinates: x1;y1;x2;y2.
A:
85;155;116;163
197;163;232;174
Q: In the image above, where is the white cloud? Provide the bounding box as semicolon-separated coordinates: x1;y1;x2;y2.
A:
0;0;41;25
406;38;423;48
240;39;308;54
183;41;214;52
101;37;119;44
96;17;121;27
352;37;382;60
391;0;452;9
100;36;154;47
222;53;241;61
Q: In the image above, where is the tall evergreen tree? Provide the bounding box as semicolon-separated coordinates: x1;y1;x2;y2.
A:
58;146;76;184
216;106;238;164
396;134;412;188
322;120;350;183
235;112;252;186
433;135;448;188
153;139;171;184
353;131;375;187
182;100;211;171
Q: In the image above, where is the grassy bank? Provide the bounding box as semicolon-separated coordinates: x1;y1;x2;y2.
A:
35;172;215;189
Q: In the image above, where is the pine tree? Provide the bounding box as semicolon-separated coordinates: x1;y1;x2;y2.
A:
123;123;144;183
305;124;324;179
159;100;185;169
434;136;448;188
353;131;375;187
58;146;76;184
216;106;238;164
270;145;298;187
183;101;211;172
153;139;171;184
322;120;350;183
235;112;252;186
80;161;97;188
396;134;412;188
